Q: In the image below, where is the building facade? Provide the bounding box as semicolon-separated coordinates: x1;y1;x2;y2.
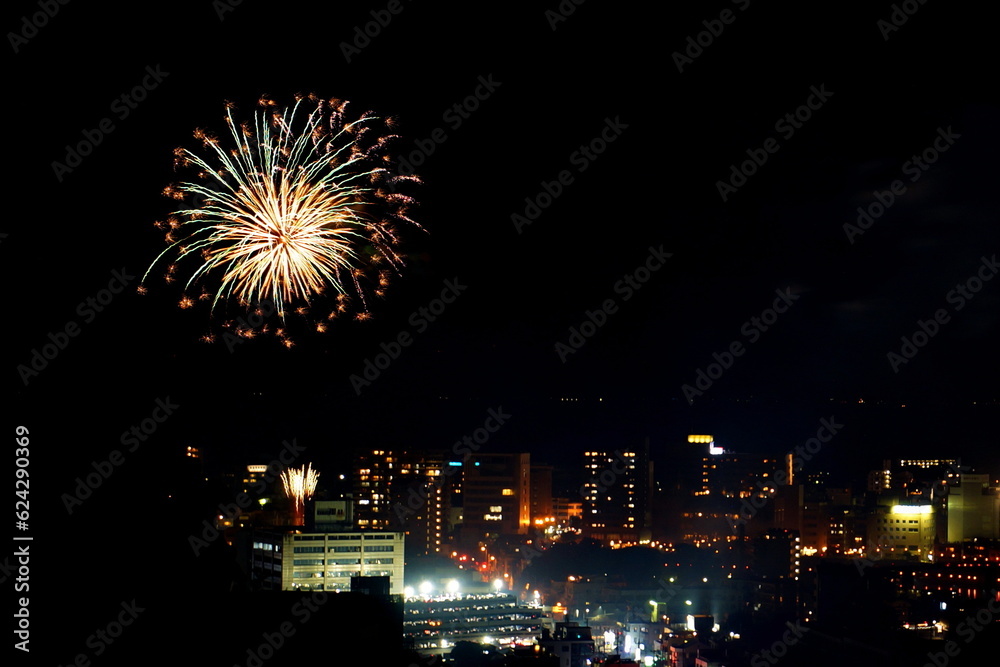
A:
463;453;531;541
251;530;405;594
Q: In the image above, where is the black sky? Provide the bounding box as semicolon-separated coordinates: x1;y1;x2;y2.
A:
5;1;999;660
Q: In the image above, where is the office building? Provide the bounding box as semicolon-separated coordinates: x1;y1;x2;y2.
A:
869;504;936;561
947;474;1000;542
250;530;405;594
463;453;531;541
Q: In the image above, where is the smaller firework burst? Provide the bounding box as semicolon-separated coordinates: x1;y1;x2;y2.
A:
280;463;320;518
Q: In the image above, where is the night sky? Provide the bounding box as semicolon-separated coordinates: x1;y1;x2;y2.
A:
6;0;999;662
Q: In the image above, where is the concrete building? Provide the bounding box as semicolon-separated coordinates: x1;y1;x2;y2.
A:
538;622;595;667
250;530;404;594
869;504;936;561
553;497;583;527
403;592;541;656
947;474;1000;542
463;453;531;541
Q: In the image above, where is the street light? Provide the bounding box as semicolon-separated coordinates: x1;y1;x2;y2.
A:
446;579;460;596
493;578;504;592
419;581;433;597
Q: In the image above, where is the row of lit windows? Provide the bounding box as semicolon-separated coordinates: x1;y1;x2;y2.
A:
292;558;394;566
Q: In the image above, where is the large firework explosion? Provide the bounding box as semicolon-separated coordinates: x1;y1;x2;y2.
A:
142;93;421;343
280;462;320;517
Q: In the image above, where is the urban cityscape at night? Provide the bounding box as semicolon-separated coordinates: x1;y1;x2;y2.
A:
8;2;998;666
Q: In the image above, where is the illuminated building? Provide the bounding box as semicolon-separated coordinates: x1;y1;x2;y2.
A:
352;449;452;555
581;441;652;544
395;451;448;555
353;449;396;530
899;458;959;470
463;453;531;541
752;529;802;581
947;474;1000;543
553;497;583;527
312;499;353;531
869;504;936;561
530;464;554;526
403;592;541;656
693;436;780;499
221;464;272;496
775;485;855;554
250;530;405;594
868;462;892;493
537;622;595;667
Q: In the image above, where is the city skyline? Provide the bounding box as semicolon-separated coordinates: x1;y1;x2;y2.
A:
9;1;998;665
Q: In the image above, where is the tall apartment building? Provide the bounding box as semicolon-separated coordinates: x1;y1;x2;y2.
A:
394;451;448;555
353;449;396;530
352;449;451;555
581;441;652;544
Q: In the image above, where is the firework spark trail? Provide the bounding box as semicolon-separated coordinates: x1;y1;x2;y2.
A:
280;463;320;514
143;94;421;329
